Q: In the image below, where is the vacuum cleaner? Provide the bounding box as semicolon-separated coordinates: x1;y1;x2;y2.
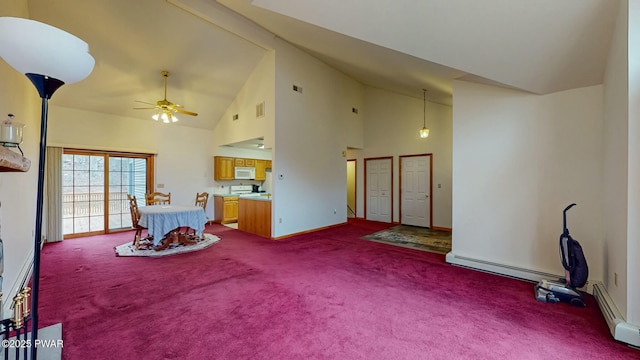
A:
535;203;589;307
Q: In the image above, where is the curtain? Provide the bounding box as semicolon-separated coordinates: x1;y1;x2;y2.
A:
45;146;63;242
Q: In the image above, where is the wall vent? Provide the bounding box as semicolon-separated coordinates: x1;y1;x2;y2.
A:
232;114;239;121
256;102;265;118
293;84;303;93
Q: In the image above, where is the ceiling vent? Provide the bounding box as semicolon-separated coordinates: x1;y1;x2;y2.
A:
232;114;239;121
293;84;303;93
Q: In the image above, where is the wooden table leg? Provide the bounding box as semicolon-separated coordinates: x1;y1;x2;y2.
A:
154;229;200;251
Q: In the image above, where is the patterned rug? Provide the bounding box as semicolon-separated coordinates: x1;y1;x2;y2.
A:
361;225;452;254
114;233;221;257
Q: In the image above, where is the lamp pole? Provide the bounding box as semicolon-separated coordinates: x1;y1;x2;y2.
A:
26;74;64;360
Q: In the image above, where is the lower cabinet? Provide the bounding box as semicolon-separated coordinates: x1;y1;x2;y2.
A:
238;198;271;238
213;196;238;223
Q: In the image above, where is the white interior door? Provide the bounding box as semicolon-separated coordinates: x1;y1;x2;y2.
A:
366;158;392;223
401;155;430;227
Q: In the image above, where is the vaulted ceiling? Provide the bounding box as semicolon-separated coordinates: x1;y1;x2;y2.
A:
23;0;619;130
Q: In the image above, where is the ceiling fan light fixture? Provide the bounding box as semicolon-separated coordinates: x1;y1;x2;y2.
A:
135;70;197;123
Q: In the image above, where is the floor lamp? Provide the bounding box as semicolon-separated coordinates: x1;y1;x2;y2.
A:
0;17;94;359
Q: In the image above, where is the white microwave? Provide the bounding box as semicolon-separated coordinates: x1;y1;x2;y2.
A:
234;166;256;179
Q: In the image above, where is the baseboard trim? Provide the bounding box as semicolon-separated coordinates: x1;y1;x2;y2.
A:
272;221;348;240
3;247;34;318
592;282;640;348
432;226;452;231
445;252;593;294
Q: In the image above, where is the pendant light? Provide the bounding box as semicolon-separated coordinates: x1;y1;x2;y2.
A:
419;88;430;138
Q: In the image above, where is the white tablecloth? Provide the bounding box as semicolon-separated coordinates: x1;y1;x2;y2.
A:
139;205;207;246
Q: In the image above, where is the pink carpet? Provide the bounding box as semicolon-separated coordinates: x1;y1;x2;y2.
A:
37;219;637;359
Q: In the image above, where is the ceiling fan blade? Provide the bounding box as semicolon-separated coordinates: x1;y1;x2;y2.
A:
175;108;198;116
133;107;156;110
134;100;156;106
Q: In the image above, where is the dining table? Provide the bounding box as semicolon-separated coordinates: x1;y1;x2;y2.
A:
138;204;208;249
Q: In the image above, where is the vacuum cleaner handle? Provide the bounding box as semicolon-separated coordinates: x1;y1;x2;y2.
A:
563;203;576;234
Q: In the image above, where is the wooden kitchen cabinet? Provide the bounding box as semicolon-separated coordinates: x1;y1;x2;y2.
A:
214;195;238;223
238;197;271;238
234;158;245;166
245;159;256;166
266;160;272;169
255;160;267;181
214;156;234;180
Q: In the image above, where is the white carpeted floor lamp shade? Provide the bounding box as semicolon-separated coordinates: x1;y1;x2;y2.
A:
0;16;94;359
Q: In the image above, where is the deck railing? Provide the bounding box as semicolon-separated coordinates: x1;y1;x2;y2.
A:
63;191;129;217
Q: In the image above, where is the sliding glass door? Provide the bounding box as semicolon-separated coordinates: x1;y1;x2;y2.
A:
62;150;154;238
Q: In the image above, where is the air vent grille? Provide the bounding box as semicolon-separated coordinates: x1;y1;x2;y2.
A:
256;102;265;118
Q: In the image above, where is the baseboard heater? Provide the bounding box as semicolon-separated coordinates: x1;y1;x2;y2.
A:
592;282;640;348
446;252;640;348
445;253;583;289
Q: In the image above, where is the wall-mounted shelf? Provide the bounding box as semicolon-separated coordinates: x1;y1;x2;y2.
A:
0;146;30;172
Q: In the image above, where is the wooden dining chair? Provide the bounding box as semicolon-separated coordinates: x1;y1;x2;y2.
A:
195;192;209;209
128;194;151;249
187;192;210;235
145;191;171;206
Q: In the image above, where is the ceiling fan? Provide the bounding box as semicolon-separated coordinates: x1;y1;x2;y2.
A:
134;71;198;123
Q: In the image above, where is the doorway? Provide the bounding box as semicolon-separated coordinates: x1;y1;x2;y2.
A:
365;157;392;223
62;150;154;238
400;154;432;228
347;159;356;218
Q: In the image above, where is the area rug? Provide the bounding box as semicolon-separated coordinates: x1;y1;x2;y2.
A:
362;225;451;254
114;233;221;257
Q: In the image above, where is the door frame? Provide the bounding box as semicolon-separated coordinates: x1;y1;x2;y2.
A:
62;149;155;238
399;153;433;228
347;158;357;218
364;156;393;223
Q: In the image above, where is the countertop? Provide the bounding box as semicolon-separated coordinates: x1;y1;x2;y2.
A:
239;194;272;202
214;193;271;201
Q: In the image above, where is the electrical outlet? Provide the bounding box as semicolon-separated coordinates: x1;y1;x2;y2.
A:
333;209;337;214
279;218;282;223
157;183;164;188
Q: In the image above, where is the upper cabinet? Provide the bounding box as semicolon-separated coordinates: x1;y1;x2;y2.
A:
214;156;234;180
215;156;272;181
255;160;267;181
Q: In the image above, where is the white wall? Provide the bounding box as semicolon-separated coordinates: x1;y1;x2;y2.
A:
0;1;45;316
603;0;630;319
272;39;364;237
452;81;604;281
626;0;640;325
348;87;453;228
213;51;275;150
48;106;217;219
